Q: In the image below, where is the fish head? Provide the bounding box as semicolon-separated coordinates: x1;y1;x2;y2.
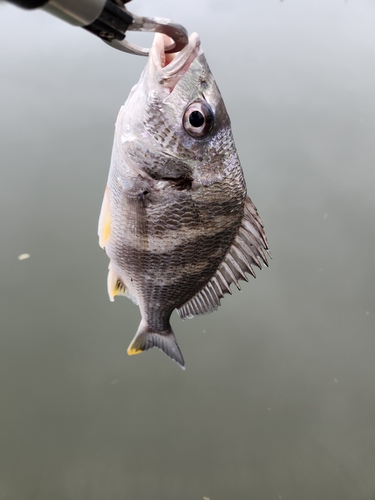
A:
117;32;237;185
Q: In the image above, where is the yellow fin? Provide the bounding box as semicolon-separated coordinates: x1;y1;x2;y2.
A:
126;320;185;369
127;346;143;356
98;186;111;249
127;326;145;355
107;265;127;302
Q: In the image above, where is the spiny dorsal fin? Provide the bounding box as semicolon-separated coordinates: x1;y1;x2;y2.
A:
177;196;270;320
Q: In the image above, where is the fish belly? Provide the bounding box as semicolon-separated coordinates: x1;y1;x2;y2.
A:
107;175;245;329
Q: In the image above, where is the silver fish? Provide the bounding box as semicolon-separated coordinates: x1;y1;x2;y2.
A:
98;33;270;369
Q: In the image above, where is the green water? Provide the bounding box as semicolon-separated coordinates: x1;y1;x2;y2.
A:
1;1;375;498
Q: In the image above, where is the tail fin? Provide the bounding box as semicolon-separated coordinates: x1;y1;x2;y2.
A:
127;320;185;370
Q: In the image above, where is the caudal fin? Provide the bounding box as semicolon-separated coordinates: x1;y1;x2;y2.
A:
127;320;185;370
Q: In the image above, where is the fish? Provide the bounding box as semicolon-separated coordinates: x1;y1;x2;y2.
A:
98;32;270;369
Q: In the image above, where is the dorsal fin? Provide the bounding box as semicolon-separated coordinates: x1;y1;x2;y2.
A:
177;196;270;320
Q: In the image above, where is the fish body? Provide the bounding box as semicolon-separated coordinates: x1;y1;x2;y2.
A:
98;33;270;369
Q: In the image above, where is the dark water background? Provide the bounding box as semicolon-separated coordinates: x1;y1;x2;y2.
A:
1;1;375;499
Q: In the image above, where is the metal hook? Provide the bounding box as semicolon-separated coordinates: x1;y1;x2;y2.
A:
104;11;188;57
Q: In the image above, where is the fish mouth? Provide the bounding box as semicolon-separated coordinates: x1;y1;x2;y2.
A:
149;32;202;90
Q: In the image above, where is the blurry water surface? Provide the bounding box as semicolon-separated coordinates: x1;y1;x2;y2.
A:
1;1;375;499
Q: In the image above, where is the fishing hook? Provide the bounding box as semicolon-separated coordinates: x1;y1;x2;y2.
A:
7;0;189;57
104;14;189;56
86;1;189;56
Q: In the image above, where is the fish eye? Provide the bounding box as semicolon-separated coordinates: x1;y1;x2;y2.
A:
183;100;214;138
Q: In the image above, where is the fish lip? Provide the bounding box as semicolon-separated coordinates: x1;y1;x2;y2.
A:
149;32;203;90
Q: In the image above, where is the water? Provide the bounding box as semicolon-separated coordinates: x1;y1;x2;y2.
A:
1;1;375;499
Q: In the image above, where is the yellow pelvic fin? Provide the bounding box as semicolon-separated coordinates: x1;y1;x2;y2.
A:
98;186;111;249
107;265;127;302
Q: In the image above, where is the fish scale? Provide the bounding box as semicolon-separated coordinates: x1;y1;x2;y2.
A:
98;32;270;369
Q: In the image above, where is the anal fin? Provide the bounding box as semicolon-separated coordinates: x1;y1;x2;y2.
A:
107;265;138;305
177;196;270;320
